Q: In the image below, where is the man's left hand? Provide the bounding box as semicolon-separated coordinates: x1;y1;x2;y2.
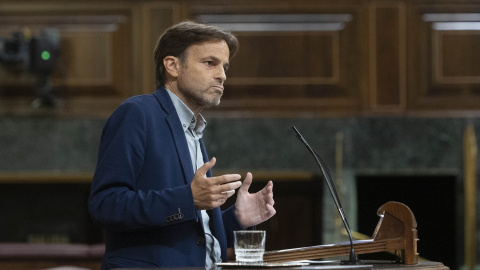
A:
234;172;276;228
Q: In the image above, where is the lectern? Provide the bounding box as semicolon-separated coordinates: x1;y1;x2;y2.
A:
262;202;429;265
116;202;451;270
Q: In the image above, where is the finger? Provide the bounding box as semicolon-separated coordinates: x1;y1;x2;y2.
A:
261;180;273;195
239;172;253;192
266;193;275;206
211;192;233;204
268;181;275;206
265;204;276;218
203;193;230;206
197;199;225;210
196;157;216;176
217;181;242;192
212;174;242;185
221;189;236;198
261;181;274;206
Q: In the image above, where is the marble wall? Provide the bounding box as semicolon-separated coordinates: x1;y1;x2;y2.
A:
0;116;478;267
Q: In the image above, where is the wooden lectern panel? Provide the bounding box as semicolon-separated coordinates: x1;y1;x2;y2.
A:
263;202;419;264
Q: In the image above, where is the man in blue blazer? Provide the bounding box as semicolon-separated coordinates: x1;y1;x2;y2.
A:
88;21;276;269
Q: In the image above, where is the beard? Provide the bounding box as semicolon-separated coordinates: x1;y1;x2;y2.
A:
177;76;223;109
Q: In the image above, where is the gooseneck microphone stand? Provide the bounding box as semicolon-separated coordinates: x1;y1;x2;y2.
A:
292;126;361;265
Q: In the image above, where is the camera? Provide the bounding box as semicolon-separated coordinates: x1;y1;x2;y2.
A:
0;28;61;107
0;28;60;75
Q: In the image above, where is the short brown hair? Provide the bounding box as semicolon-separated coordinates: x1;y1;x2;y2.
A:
154;21;239;88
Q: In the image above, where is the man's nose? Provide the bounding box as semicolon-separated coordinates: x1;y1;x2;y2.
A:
216;66;227;82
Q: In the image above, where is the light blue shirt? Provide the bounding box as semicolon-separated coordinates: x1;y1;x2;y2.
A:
167;89;222;268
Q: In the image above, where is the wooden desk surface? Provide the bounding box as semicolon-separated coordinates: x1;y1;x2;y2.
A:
115;261;448;270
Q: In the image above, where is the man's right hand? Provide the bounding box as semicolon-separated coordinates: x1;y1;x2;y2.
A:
191;157;242;210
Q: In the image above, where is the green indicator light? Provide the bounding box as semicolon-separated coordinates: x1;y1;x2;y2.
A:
41;51;51;61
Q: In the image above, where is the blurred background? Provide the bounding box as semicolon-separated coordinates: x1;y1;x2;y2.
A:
0;0;479;269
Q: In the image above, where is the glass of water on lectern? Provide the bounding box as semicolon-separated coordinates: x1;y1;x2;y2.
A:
234;230;266;264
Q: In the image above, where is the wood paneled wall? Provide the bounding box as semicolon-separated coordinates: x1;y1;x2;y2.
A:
409;2;480;112
0;0;479;117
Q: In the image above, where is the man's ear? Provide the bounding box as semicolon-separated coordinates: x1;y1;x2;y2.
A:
163;56;180;78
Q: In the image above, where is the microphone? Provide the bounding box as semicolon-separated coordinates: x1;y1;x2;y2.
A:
292;126;361;265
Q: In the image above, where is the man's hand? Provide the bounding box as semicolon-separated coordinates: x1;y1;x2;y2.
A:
235;173;276;228
191;157;242;210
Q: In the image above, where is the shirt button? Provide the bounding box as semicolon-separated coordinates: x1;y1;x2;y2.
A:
196;236;205;246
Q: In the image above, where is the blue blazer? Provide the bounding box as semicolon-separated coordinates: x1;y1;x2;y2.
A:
88;87;243;269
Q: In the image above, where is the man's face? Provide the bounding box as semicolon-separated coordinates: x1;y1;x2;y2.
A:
177;40;230;110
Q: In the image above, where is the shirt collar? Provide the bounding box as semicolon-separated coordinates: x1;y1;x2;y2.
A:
166;89;207;135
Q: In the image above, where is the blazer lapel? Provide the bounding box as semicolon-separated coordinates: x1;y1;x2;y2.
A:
154;87;194;185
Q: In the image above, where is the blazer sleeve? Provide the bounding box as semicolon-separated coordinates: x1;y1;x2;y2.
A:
88;98;197;232
221;205;246;248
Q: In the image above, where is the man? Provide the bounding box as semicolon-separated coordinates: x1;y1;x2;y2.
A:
88;21;276;269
